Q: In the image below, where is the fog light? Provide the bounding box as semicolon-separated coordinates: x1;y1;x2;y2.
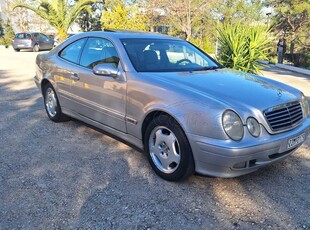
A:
247;117;261;137
233;162;246;169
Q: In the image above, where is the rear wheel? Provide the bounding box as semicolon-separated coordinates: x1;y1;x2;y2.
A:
144;115;195;181
33;44;39;52
14;48;20;52
43;83;69;122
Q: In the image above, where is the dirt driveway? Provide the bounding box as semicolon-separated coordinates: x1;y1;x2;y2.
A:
0;47;309;229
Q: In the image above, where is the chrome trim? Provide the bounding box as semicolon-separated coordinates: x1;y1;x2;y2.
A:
264;101;303;133
126;117;138;125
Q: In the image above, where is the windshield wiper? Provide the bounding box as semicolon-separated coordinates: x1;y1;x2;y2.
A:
193;66;223;71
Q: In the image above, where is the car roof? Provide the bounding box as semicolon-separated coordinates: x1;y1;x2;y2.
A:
71;30;183;41
50;30;185;55
16;32;44;35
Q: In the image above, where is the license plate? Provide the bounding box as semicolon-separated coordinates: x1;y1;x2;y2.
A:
287;133;306;149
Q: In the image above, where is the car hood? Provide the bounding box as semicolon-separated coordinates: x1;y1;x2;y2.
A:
139;68;301;111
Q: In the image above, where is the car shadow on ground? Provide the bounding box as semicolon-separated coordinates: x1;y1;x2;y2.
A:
0;68;309;229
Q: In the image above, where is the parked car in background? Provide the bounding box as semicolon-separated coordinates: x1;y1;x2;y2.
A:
34;31;310;181
12;32;54;52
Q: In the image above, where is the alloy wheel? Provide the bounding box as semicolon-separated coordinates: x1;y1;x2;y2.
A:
45;87;57;117
148;126;181;174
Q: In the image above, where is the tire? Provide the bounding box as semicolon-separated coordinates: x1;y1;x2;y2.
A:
43;83;69;122
144;115;195;181
33;44;39;52
14;49;20;52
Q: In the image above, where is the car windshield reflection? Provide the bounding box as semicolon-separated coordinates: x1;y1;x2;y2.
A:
121;39;220;72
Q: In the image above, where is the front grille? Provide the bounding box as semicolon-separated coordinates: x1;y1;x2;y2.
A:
264;101;303;132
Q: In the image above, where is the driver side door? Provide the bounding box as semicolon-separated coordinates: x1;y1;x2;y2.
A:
70;37;127;132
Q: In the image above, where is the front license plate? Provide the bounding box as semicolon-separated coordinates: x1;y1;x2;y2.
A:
287;133;306;149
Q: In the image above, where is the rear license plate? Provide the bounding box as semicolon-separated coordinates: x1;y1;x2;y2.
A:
287;133;305;149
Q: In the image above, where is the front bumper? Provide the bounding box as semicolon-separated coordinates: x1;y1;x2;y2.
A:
188;117;310;177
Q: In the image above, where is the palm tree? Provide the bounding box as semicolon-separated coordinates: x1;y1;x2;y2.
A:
12;0;97;41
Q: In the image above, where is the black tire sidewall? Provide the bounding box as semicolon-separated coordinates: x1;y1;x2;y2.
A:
43;84;62;122
144;115;194;181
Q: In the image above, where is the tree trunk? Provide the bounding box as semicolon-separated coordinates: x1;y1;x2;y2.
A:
57;28;68;42
290;40;294;55
290;32;296;66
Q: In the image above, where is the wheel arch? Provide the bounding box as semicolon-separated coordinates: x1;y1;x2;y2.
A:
41;79;59;98
41;79;52;94
141;110;188;148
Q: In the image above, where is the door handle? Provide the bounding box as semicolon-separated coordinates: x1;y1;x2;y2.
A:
70;73;80;81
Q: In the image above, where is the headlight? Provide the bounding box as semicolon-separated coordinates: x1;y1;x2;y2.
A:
222;110;244;141
247;117;261;137
301;94;310;118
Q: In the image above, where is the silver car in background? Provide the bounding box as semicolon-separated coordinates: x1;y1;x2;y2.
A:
34;31;310;181
12;32;54;52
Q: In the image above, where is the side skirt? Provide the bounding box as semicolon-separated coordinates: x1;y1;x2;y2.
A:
62;107;144;150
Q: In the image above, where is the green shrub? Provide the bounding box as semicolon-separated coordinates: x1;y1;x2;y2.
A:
0;37;4;46
3;19;15;48
190;37;216;54
268;55;277;65
217;23;271;74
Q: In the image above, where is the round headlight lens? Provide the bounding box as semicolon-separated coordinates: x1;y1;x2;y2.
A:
222;110;244;141
301;94;310;118
247;117;261;137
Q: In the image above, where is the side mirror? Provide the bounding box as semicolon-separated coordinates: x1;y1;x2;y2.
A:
93;63;119;77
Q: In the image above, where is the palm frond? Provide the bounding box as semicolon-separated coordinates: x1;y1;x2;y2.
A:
217;23;272;74
12;0;97;40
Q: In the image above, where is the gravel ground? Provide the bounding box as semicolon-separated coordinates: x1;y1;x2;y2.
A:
0;47;309;230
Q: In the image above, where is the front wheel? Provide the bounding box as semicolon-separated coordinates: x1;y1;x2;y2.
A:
144;115;195;181
43;84;69;122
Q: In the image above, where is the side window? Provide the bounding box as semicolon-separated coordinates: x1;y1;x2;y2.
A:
59;38;86;64
80;37;120;69
40;33;48;40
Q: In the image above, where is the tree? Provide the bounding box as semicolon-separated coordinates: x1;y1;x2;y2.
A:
211;0;265;24
150;0;215;41
3;19;15;48
104;0;124;9
267;0;310;55
5;0;30;31
77;3;102;32
12;0;97;41
0;17;4;46
4;0;51;32
142;0;167;32
101;3;148;31
0;17;4;37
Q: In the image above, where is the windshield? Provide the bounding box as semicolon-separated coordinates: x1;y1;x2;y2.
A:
121;38;221;72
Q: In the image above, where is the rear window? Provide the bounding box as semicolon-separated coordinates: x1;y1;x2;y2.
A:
15;33;31;39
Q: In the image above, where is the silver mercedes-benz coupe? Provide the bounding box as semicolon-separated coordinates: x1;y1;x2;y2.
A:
34;31;310;181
